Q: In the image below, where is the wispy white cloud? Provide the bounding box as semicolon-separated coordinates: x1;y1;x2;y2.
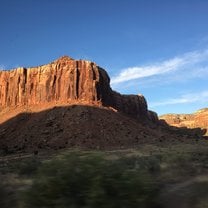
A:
189;66;208;78
111;49;208;85
149;90;208;107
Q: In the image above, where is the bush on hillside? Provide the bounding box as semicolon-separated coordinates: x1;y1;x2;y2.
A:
23;152;161;208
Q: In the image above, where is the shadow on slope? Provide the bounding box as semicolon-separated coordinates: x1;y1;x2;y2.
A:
0;105;156;155
0;105;206;155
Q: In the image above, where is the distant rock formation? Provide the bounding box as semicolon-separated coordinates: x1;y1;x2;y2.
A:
160;108;208;135
0;56;157;122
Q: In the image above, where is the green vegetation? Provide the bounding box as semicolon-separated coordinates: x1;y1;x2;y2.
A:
0;143;208;208
22;152;160;208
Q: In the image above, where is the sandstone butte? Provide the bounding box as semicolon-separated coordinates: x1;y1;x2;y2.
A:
0;56;158;124
0;56;207;153
160;108;208;136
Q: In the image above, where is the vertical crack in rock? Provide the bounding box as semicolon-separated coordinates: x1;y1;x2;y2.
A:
75;61;80;99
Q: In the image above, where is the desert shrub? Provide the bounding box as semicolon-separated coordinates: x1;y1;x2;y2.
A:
0;182;17;208
135;155;161;173
160;152;198;177
23;152;161;208
17;157;41;176
115;155;161;175
189;181;208;207
0;183;7;207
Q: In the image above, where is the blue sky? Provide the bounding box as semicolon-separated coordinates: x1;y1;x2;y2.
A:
0;0;208;115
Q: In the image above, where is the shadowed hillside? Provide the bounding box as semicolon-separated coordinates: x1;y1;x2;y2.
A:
0;105;159;154
0;104;206;155
0;56;207;155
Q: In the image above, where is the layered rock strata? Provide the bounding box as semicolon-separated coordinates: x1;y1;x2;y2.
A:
160;108;208;135
0;56;156;122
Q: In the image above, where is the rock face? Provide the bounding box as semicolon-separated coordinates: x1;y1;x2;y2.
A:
160;108;208;135
1;56;207;154
0;56;156;122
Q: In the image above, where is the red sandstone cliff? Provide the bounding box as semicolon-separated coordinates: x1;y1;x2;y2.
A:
0;56;206;154
0;56;156;122
160;108;208;135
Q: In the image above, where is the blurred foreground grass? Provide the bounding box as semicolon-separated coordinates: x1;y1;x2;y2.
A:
1;142;208;208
